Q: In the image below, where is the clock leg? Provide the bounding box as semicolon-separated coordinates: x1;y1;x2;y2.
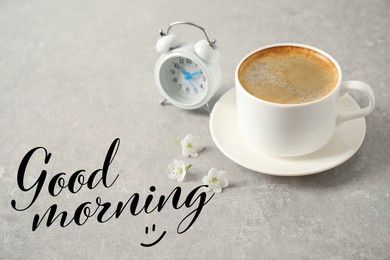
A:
159;98;167;105
204;103;211;115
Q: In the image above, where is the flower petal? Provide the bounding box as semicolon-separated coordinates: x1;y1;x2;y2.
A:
202;175;210;185
177;174;185;182
219;177;229;188
208;168;219;177
213;183;222;193
185;134;194;141
189;150;199;157
168;172;177;179
217;170;226;177
182;148;190;157
193;145;203;152
178;160;186;168
168;163;175;172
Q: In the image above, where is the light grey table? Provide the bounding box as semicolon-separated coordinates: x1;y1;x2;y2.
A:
1;0;389;259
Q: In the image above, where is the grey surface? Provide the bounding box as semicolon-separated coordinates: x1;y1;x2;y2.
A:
1;0;389;259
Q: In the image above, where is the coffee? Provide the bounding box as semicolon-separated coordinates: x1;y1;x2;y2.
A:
238;46;339;104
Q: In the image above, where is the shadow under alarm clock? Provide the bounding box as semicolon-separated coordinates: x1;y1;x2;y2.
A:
155;21;222;112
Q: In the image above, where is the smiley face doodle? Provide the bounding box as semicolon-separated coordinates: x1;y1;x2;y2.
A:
140;224;167;247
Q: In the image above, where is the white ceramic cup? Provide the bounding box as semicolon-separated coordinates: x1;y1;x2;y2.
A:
236;43;375;157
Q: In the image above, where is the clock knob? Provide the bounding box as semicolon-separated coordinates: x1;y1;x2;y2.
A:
195;40;220;63
156;34;178;53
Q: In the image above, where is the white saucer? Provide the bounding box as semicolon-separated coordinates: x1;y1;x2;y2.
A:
209;88;366;176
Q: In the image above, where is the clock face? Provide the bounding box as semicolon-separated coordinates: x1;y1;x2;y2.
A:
168;57;207;96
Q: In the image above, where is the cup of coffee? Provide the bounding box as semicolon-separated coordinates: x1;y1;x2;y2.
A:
235;43;375;157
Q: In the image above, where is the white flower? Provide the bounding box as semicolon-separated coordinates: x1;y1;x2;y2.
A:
180;134;203;158
202;168;229;193
168;159;191;182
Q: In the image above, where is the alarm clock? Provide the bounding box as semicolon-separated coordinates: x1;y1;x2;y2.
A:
154;21;221;112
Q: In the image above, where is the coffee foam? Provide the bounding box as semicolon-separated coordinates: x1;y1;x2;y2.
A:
238;46;339;104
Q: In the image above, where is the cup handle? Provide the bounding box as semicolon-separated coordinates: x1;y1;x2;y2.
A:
337;81;375;126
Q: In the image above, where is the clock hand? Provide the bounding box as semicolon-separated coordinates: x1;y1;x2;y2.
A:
188;70;202;78
178;66;190;77
186;77;198;92
178;66;196;91
178;66;201;80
